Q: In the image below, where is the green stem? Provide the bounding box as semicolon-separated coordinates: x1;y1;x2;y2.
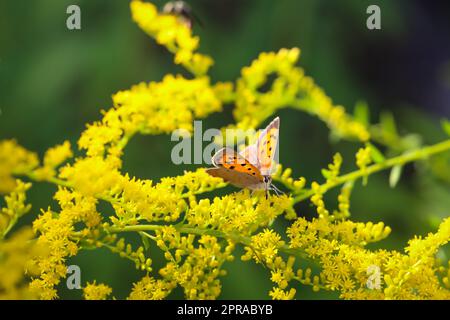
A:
293;139;450;203
116;135;131;151
1;216;18;240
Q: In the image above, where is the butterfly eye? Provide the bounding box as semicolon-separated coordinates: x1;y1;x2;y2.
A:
263;176;270;183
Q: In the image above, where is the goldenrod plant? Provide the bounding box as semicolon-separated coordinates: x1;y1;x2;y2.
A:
1;0;449;300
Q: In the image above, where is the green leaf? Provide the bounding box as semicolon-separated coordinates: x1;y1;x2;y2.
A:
140;232;150;251
367;142;385;164
354;101;370;127
389;165;403;188
380;112;398;137
402;134;422;150
441;119;450;137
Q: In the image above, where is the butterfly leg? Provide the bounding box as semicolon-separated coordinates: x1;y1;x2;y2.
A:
270;184;284;196
271;187;279;196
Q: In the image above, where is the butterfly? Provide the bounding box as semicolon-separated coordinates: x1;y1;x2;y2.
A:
206;117;283;199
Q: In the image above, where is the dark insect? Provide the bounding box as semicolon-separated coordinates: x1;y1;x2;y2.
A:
162;1;203;29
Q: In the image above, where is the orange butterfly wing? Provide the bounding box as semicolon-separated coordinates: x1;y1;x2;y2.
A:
211;148;263;180
206;167;263;189
257;117;280;176
239;144;259;168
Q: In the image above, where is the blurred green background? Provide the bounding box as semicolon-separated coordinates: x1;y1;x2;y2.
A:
1;0;449;299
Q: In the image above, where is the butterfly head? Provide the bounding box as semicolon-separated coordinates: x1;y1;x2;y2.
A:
263;175;272;199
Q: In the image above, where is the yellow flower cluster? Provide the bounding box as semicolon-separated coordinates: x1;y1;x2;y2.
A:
0;227;48;299
234;48;301;128
242;233;301;299
242;229;285;265
355;146;373;185
33;141;73;181
83;282;113;300
438;260;450;289
234;179;397;299
288;217;391;250
130;0;213;76
30;188;102;299
238;206;390;299
356;146;372;170
187;190;295;234
128;275;173;300
269;287;297;300
285;214;450;299
155;229;234;299
0;180;32;239
106;237;152;272
0;140;38;193
383;217;450;299
79;75;223;165
295;267;322;292
59;162;225;225
228;48;370;142
333;182;353;220
0;181;49;299
310;181;330;218
322;153;343;183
